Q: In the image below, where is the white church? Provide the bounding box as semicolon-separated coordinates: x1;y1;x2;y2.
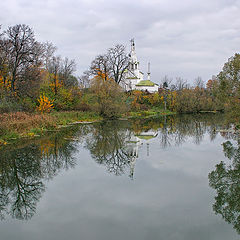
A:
122;39;159;93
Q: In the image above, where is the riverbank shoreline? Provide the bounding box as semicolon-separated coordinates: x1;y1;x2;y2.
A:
0;109;176;145
0;111;102;145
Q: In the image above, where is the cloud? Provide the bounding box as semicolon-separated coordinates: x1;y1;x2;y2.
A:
1;0;240;84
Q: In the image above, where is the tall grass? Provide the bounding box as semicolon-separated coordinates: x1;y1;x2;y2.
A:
0;112;56;135
0;111;102;141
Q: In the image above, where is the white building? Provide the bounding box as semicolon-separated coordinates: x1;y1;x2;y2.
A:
122;39;159;93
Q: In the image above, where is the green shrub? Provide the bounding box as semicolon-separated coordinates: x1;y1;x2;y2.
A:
90;76;128;118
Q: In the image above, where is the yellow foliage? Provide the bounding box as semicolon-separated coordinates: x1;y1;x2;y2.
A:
150;92;162;105
129;91;164;109
0;140;7;146
27;132;35;137
49;73;63;92
0;75;3;88
91;72;119;98
37;94;54;113
0;74;11;91
167;91;177;111
96;70;110;81
130;90;144;110
40;139;55;156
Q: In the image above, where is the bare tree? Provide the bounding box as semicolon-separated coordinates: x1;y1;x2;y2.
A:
48;56;61;95
194;76;205;89
43;41;57;70
89;44;129;84
90;54;110;81
59;57;76;87
175;77;187;91
107;44;129;84
0;29;11;88
4;24;44;92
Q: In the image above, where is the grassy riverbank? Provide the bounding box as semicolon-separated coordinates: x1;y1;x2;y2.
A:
126;108;176;119
0;111;102;145
0;109;176;145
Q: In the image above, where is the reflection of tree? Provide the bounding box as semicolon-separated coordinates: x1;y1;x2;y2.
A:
0;145;44;220
38;131;78;181
85;113;227;177
171;114;207;145
209;140;240;234
0;128;78;220
85;121;132;176
0;186;9;220
156;113;223;148
128;113;223;149
159;116;172;148
40;135;77;180
0;113;229;220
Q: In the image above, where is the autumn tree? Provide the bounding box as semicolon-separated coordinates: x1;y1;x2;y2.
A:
90;71;127;118
90;44;129;85
215;54;240;106
46;55;77;94
219;53;240;95
0;24;81;112
90;54;110;81
206;76;218;92
214;53;240;119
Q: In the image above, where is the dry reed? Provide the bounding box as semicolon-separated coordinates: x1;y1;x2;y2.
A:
0;112;56;133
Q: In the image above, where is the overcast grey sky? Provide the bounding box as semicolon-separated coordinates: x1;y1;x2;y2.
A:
1;0;240;84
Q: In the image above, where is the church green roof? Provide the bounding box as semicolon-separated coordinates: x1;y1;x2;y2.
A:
136;80;157;86
135;135;156;140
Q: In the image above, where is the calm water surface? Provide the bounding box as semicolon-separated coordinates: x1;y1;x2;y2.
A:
0;113;239;240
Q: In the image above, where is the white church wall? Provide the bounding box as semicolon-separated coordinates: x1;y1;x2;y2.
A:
136;85;159;93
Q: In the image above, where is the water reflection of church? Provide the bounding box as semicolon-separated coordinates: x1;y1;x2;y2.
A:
126;130;158;179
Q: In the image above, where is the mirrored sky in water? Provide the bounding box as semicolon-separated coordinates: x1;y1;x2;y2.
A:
0;114;239;240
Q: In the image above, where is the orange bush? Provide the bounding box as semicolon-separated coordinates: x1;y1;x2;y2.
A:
37;94;54;113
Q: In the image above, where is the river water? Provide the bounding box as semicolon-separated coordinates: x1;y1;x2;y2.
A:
0;113;239;240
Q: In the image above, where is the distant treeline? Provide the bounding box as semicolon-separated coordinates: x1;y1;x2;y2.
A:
158;53;240;125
